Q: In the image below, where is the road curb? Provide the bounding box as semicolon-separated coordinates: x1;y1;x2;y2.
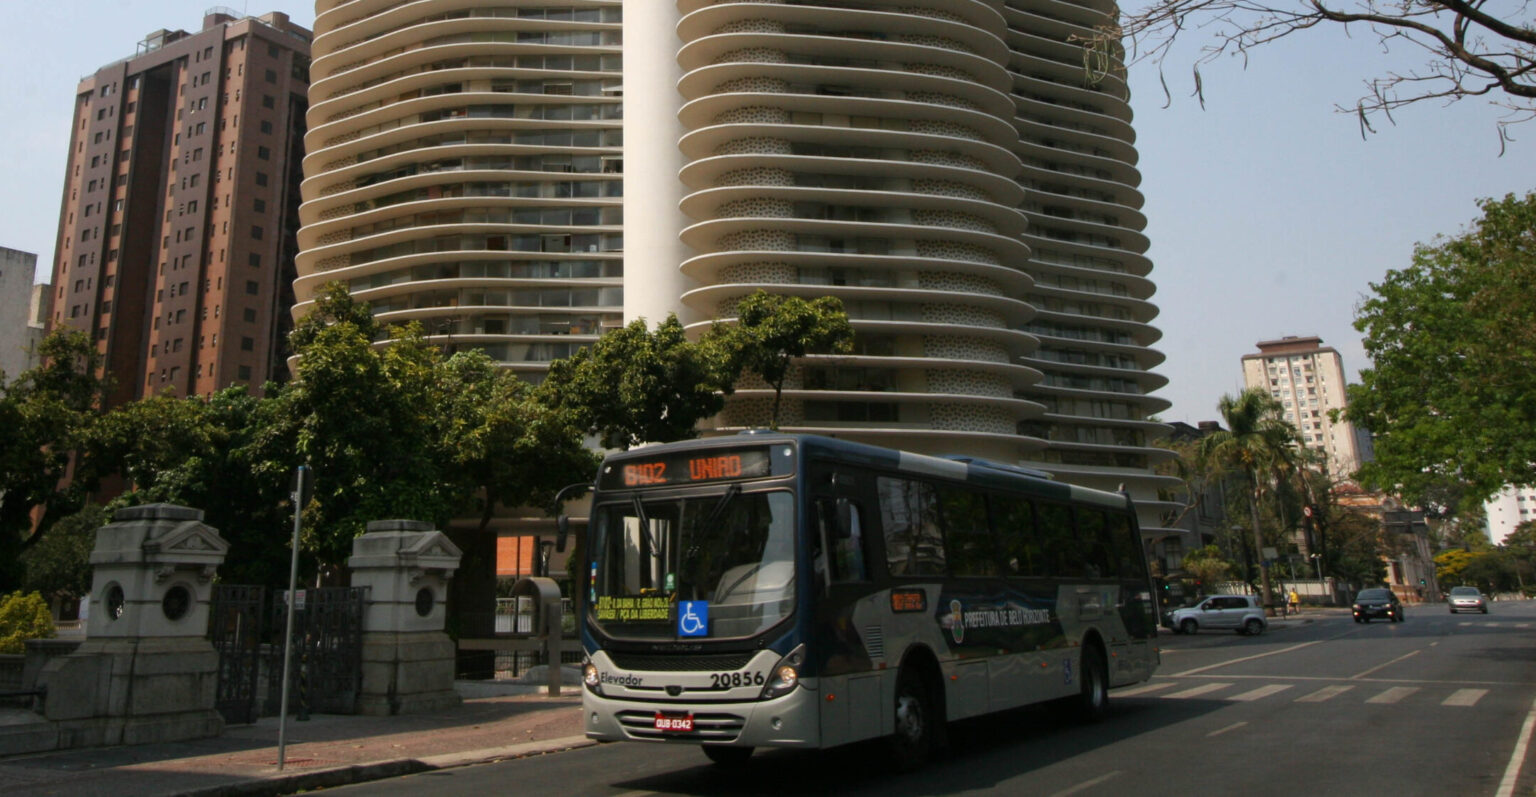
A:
168;736;598;797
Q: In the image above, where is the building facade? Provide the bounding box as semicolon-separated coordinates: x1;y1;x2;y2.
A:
1485;485;1536;545
297;2;624;381
297;1;1173;531
1241;335;1365;479
47;11;310;406
0;247;46;383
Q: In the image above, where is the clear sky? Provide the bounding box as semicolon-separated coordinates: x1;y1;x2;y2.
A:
2;3;1531;426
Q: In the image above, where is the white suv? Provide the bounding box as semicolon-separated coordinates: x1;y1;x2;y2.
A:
1163;595;1267;636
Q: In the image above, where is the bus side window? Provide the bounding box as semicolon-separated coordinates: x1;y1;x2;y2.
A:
1036;502;1081;578
1074;508;1113;579
938;485;996;576
1107;512;1144;580
815;497;867;583
878;477;946;576
992;495;1042;577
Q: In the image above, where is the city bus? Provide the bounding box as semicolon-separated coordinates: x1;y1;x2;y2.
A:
573;432;1159;766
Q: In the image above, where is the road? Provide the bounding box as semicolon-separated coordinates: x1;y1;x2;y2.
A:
329;600;1536;796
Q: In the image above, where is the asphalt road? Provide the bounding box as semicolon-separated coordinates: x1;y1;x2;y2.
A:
328;600;1536;796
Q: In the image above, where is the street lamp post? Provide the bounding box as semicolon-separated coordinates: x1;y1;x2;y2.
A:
1310;553;1326;604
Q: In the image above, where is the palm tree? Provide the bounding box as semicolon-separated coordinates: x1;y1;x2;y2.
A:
1199;388;1304;614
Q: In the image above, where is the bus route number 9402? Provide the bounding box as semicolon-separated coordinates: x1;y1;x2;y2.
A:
711;670;766;689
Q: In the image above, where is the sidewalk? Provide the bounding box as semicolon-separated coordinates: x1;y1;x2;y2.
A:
0;684;592;797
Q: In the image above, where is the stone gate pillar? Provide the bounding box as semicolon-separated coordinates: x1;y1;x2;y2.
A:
38;504;228;745
348;520;463;715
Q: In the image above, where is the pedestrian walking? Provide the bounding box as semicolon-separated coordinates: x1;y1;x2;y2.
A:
1289;588;1301;615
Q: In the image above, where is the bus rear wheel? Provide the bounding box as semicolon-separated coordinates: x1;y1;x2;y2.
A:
702;745;753;766
1071;646;1109;722
886;668;935;770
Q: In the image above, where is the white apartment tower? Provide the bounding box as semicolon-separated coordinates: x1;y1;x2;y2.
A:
1241;335;1364;478
299;1;1174;531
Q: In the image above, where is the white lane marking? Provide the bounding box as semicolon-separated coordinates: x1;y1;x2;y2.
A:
1048;771;1121;797
1207;721;1248;738
1163;682;1233;699
1114;682;1176;697
1229;684;1293;702
1296;685;1354;703
1496;694;1536;797
1516;623;1531;629
1351;649;1422;680
1443;688;1488;707
1366;686;1420;704
1170;641;1323;676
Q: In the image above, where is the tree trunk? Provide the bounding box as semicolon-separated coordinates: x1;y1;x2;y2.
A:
1249;471;1275;616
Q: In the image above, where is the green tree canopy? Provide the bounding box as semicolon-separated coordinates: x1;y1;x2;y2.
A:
728;291;855;429
1181;544;1232;588
1346;192;1536;509
541;314;738;450
0;330;110;591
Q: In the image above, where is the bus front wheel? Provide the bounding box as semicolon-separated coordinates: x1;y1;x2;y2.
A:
702;745;753;766
887;668;935;769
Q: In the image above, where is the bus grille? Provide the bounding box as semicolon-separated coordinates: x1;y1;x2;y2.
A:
864;626;885;659
607;651;756;672
617;711;746;742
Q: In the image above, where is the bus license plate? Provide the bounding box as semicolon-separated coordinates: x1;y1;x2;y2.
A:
654;712;694;732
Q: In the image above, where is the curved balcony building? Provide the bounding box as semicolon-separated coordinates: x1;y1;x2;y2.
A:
628;0;1174;526
297;1;624;378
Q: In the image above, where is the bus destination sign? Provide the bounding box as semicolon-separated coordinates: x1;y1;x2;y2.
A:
601;447;777;489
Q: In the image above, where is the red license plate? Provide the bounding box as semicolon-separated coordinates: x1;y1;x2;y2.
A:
654;713;694;732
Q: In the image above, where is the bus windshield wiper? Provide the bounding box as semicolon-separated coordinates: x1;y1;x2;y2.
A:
632;494;662;559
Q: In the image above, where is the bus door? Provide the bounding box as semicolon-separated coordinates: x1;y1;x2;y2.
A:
808;466;882;747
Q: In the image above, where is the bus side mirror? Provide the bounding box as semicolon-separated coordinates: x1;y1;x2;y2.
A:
556;515;570;553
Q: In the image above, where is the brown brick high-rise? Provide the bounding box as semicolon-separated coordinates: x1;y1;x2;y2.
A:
48;11;310;406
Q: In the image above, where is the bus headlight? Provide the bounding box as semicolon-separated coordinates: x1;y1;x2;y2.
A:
583;662;602;695
760;645;805;700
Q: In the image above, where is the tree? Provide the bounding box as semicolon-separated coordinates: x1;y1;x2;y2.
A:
20;504;106;603
1091;0;1536;144
1200;388;1306;610
0;330;109;591
1181;544;1233;590
1346;193;1536;508
728;291;855;429
541;314;738;450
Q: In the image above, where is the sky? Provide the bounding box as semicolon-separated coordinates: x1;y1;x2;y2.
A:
2;2;1532;427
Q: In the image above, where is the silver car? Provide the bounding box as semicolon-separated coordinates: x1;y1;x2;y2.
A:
1448;586;1488;614
1164;594;1267;636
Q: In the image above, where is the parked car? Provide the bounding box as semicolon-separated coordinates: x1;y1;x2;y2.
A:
1447;586;1489;614
1163;595;1267;636
1352;588;1404;623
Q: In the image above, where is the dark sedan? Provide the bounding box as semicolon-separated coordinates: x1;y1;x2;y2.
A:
1353;588;1404;623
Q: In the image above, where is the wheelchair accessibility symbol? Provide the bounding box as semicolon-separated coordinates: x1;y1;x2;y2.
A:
679;601;709;637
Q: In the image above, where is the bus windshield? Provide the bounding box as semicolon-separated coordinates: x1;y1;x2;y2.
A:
589;489;796;641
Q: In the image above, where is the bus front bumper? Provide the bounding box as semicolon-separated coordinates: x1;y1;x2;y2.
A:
583;686;821;749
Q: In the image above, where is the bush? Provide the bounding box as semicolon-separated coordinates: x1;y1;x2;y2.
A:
0;591;56;654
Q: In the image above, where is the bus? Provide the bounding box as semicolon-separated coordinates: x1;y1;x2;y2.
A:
572;432;1159;766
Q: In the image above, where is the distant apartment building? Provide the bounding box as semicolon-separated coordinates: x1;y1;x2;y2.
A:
1242;336;1366;479
0;247;47;383
1485;485;1536;545
47;11;310;407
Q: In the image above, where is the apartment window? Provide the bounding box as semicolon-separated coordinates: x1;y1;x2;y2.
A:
245;280;259;295
250;226;263;240
259;120;272;134
238;365;252;381
243;307;257;322
253;198;266;213
248;253;261;268
255;171;268;186
262;94;274;109
256;146;270;160
240;336;254;352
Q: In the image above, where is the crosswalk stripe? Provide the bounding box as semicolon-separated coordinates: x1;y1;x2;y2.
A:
1366;687;1420;704
1296;685;1354;703
1444;689;1488;707
1115;682;1176;697
1516;624;1531;629
1163;682;1233;699
1229;684;1293;702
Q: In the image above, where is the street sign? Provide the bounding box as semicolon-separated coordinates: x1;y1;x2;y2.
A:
1262;547;1278;561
